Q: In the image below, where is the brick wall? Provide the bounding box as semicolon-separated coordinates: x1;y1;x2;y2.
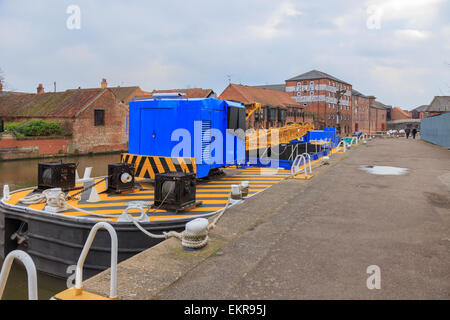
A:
369;107;387;132
351;95;371;134
0;133;71;160
72;90;128;153
285;78;353;134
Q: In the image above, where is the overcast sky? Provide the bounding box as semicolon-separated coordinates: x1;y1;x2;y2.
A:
0;0;449;110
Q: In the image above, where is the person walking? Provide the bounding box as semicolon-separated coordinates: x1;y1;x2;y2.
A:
412;128;417;139
405;128;410;139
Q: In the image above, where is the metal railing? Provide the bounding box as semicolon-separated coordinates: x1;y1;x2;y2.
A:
74;222;118;299
302;153;312;175
291;153;311;178
337;140;347;152
0;250;38;300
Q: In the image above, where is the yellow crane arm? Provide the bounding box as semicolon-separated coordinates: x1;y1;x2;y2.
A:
246;123;314;151
245;103;262;120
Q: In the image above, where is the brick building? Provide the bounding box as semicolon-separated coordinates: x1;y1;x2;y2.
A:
351;89;374;134
411;105;428;119
284;70;354;133
425;96;450;115
254;70;391;135
0;80;147;154
219;83;305;129
369;101;388;132
390;107;412;121
254;70;354;133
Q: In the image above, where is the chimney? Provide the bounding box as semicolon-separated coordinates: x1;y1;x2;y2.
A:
37;83;44;94
101;78;107;89
0;80;3;92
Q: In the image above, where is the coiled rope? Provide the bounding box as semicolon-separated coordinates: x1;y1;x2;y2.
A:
125;193;233;249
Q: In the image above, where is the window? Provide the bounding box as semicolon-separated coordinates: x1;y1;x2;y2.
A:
310;91;314;96
297;91;301;96
297;82;301;86
94;109;105;126
328;104;331;109
310;81;314;86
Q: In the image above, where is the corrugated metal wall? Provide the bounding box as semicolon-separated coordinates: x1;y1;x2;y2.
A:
420;113;450;148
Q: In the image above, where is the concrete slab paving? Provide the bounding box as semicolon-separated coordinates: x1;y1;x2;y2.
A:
84;138;450;299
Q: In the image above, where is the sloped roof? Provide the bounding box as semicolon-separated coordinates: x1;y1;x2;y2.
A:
286;69;351;86
426;96;450;112
108;86;143;102
0;88;108;118
0;86;144;119
251;84;286;92
352;89;375;99
219;83;302;109
391;107;412;119
370;100;391;110
412;105;428;112
0;91;28;97
145;88;216;99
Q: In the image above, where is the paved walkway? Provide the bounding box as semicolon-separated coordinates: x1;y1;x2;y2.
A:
157;138;450;299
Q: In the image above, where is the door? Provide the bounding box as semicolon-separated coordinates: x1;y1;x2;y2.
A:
139;107;173;156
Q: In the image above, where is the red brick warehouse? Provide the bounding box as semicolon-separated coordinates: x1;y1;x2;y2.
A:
0;79;149;155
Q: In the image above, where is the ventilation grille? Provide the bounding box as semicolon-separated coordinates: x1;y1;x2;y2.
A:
201;120;211;163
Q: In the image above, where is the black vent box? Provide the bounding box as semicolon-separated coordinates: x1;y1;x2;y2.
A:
153;172;198;211
38;162;76;191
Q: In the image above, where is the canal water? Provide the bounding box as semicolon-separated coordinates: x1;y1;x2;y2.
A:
0;153;121;299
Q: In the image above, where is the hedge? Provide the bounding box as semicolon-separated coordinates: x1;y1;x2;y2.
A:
5;119;71;138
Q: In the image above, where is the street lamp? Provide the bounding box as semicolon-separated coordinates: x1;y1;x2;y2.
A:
335;89;346;136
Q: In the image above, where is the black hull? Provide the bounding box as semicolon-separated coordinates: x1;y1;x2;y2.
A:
0;203;190;279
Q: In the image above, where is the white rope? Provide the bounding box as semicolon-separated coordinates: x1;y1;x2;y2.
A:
19;189;51;205
19;187;234;249
19;189;117;220
124;193;233;249
208;193;232;231
65;202;118;220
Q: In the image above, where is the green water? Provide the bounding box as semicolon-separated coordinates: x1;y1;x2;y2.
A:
0;153;121;300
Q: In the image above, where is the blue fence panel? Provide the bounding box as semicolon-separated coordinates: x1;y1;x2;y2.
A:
420;113;450;149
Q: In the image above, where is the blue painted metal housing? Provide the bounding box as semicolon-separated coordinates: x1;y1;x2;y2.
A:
249;126;339;170
290;127;338;145
128;98;246;178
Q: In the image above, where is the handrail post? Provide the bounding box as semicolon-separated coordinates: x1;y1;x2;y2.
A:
291;154;308;178
302;153;312;175
337;140;346;152
74;222;118;299
291;154;304;176
0;250;38;300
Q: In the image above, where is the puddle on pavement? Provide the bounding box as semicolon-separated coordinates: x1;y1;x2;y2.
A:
359;165;409;176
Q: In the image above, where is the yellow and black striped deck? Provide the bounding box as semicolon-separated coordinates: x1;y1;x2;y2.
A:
121;153;196;179
5;167;291;223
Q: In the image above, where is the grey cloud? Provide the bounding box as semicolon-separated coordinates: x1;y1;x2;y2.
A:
0;0;448;109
